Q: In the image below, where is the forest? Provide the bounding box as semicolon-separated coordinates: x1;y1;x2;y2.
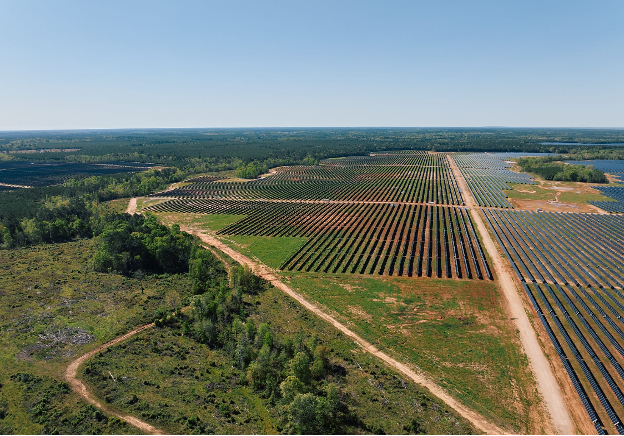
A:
516;156;608;183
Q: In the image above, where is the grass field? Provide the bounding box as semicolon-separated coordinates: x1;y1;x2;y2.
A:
0;239;192;434
146;208;546;432
224;235;308;269
281;272;546;433
149;209;308;270
81;285;477;435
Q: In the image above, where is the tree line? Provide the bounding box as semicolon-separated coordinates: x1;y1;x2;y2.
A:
517;156;607;183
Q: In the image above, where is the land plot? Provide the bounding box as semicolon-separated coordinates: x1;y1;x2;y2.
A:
0;161;154;187
281;273;546;434
504;181;616;213
453;153;535;208
80;285;476;435
153;154;464;205
0;239;187;434
145;200;493;281
484;209;624;434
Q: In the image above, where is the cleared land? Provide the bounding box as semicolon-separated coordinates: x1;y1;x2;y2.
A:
0;239;187;434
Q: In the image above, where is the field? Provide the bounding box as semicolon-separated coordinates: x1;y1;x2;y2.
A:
280;273;546;433
79;284;476;435
0;239;190;434
590;186;624;213
154;152;464;204
453;153;536;208
4;128;624;435
141;150;624;434
503;181;616;213
484;209;624;434
147;200;492;280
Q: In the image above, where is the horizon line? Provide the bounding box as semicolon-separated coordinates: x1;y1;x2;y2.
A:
1;126;624;133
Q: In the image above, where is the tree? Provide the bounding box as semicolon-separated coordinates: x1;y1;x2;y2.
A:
288;393;318;434
290;352;311;385
311;345;330;379
165;290;181;312
280;376;305;403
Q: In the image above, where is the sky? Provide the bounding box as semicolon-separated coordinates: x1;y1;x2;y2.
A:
0;0;622;129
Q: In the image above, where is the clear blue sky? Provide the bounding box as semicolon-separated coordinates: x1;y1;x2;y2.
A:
0;0;622;129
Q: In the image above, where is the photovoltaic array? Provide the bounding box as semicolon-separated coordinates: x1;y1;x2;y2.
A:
590;187;624;213
453;153;535;208
154;152;464;205
146;150;624;432
146;199;491;279
485;209;624;434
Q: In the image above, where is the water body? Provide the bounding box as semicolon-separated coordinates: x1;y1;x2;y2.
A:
540;142;624;146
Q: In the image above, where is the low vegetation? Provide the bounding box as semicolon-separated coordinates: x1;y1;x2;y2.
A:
0;239;190;434
281;273;545;433
82;260;476;434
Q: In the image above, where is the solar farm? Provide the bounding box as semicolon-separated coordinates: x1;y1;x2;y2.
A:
0;160;155;188
144;151;624;434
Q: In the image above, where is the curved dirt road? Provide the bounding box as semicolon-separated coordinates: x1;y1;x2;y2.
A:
64;323;165;434
447;155;573;434
184;226;508;435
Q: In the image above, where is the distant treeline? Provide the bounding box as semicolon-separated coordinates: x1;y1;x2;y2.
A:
517;156;608;183
563;148;624;161
2;128;624;169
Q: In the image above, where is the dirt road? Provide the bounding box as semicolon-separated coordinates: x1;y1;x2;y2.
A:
64;322;165;435
183;226;508;435
126;197;138;214
447;155;573;434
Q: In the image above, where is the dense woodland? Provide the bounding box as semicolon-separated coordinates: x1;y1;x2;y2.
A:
0;168;183;248
2;128;624;166
517;156;608;183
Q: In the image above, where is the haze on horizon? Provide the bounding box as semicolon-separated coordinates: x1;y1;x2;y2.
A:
0;0;622;130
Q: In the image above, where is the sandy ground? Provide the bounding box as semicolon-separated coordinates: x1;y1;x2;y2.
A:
509;198;606;214
125;197;138;214
447;156;573;434
183;225;508;435
64;323;165;435
0;182;33;189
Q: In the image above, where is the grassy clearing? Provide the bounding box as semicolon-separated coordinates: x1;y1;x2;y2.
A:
504;184;555;201
81;286;476;435
148;210;247;232
191;214;247;231
281;272;545;434
0;239;191;434
505;181;615;205
105;198;134;213
557;190;616;204
224;235;308;269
